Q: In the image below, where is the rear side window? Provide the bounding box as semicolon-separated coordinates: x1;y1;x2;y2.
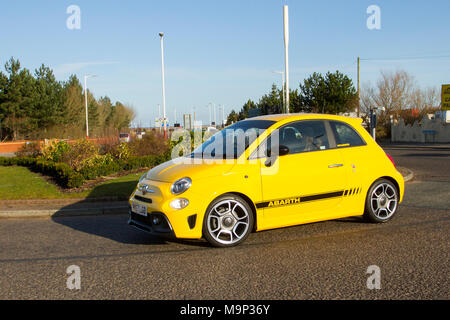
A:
330;121;366;148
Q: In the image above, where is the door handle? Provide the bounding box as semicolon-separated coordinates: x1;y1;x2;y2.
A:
328;164;343;168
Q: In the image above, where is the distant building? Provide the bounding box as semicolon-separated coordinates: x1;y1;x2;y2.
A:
183;114;192;131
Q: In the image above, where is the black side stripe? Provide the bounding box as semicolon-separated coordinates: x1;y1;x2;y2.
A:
343;187;362;197
256;190;345;209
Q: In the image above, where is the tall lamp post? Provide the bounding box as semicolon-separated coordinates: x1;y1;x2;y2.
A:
221;105;225;128
159;32;167;138
84;74;97;139
207;103;212;126
283;5;290;114
213;103;217;127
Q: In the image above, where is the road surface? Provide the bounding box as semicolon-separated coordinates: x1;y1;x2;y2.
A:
0;146;448;299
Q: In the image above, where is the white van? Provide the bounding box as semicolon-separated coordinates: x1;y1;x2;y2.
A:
119;133;131;143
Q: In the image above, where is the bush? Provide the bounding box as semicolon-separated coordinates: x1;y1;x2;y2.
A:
64;139;99;171
0;156;36;167
128;132;169;157
79;154;124;180
0;156;85;188
0;137;172;189
42;140;70;162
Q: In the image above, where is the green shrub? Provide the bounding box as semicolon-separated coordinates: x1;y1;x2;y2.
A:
79;154;124;180
42;140;70;162
0;156;84;189
64;139;100;171
0;147;171;189
128;132;169;157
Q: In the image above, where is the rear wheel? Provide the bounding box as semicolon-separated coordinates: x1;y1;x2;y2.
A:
203;194;254;247
364;179;399;223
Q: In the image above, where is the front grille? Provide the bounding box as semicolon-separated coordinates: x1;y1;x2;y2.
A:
134;195;153;203
130;211;150;225
129;211;172;234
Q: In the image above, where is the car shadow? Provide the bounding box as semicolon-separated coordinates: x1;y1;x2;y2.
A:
50;181;209;248
334;216;366;224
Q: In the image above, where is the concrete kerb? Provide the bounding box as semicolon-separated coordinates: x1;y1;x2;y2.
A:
399;167;414;183
0;203;129;219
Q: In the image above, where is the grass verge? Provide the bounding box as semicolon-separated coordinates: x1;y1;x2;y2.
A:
0;166;140;200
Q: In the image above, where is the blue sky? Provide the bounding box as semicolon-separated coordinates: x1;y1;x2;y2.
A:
1;0;449;126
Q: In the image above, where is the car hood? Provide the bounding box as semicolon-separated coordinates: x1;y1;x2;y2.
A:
145;157;236;183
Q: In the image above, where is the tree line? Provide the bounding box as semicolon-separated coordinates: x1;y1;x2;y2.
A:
0;57;135;141
226;71;358;124
226;69;440;139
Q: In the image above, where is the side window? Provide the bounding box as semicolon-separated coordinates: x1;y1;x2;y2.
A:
279;120;330;154
330;121;366;148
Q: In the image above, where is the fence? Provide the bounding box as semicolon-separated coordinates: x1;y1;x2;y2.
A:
0;138;118;155
391;116;450;143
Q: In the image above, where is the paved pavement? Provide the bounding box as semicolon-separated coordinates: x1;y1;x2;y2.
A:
0;145;448;299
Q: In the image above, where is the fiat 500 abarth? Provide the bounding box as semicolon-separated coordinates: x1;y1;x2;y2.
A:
128;114;404;247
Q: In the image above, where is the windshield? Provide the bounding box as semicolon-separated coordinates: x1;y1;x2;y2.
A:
191;120;275;159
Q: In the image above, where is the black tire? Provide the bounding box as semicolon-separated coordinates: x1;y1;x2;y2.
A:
203;194;254;248
364;178;399;223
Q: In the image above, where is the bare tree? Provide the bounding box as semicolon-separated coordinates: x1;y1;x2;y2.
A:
360;70;442;135
359;83;376;124
423;87;440;108
373;69;416;113
409;87;440;110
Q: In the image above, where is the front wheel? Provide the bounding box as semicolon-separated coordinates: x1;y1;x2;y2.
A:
203;194;254;247
364;179;399;223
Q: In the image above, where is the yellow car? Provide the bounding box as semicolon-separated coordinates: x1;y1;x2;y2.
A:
128;114;404;247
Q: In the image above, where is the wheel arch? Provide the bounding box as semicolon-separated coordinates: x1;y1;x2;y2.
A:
228;192;258;232
365;175;402;210
377;176;401;196
364;176;401;222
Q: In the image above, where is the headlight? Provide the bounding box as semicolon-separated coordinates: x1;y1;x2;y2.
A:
171;177;192;195
170;198;190;210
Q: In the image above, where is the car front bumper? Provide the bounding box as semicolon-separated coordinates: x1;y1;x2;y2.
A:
128;180;205;239
128;208;176;238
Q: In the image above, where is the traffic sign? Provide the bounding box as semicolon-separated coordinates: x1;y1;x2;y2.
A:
442;84;450;110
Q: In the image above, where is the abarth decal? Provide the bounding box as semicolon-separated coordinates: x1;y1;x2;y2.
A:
256;190;345;209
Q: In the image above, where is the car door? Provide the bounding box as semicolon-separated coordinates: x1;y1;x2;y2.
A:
255;120;349;230
328;120;369;214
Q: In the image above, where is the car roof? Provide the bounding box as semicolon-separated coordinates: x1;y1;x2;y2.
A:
245;113;363;125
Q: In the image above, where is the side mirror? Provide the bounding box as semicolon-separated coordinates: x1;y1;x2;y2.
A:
264;145;290;167
265;145;290;158
279;145;290;156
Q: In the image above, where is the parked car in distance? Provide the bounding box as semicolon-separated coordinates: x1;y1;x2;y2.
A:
136;131;146;139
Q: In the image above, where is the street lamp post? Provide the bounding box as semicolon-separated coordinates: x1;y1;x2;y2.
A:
213;103;217;127
159;32;167;138
84;74;97;139
283;5;290;114
207;103;212;126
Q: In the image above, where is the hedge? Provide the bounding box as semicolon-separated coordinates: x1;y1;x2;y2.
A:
0;152;171;189
0;157;85;188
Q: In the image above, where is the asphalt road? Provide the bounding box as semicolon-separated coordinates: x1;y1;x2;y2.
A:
0;146;448;300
